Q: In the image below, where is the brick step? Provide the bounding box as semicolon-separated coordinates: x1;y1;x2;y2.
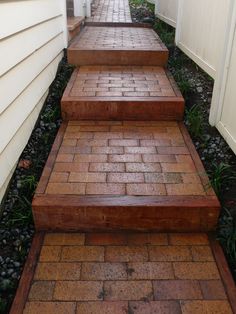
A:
67;26;169;66
61;66;184;120
32;121;220;232
67;17;85;42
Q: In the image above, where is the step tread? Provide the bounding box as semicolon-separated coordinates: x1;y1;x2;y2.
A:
67;17;85;31
69;26;167;51
33;121;220;231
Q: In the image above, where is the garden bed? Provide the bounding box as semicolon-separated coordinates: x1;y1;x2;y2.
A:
130;0;236;282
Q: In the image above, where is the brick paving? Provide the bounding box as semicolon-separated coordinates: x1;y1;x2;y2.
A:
67;66;177;98
70;26;166;51
45;121;212;197
87;0;132;23
23;233;233;313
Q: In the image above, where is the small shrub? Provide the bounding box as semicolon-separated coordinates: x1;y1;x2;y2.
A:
209;163;236;198
185;104;204;139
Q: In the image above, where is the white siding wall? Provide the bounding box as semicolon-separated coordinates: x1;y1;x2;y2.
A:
155;0;178;28
0;0;67;203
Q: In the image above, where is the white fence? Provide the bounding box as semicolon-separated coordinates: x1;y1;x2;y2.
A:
155;0;236;154
0;0;67;202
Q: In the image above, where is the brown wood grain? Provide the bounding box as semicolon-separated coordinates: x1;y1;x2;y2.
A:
9;232;44;314
209;234;236;313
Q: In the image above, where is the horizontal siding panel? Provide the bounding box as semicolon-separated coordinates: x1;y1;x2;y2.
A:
0;33;64;115
0;52;63;156
0;0;63;40
0;91;48;190
0;162;17;203
0;16;63;76
0;52;63;190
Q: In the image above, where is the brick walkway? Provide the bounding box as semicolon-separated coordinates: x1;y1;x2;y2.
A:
22;233;233;313
87;0;132;23
46;121;211;197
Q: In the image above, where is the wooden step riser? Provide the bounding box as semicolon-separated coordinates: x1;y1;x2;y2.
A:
61;99;185;121
33;204;219;232
67;50;169;66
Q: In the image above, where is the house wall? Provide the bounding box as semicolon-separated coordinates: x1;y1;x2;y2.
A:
0;0;67;203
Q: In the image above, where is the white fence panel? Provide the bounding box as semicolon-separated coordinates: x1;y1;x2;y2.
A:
175;0;231;78
155;0;178;28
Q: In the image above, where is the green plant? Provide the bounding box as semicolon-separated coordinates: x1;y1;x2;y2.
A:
0;297;7;314
218;208;236;262
185;104;204;138
153;19;175;47
20;175;37;193
8;196;33;227
209;163;236;198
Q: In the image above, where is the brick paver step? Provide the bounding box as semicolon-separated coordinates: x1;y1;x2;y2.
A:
32;121;220;232
13;232;234;314
67;27;168;66
61;66;184;120
87;0;132;24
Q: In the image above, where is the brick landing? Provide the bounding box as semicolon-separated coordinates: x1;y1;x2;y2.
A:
13;233;234;314
61;66;184;120
87;0;132;24
32;121;220;232
67;27;168;66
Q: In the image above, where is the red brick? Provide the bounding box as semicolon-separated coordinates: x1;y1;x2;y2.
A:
89;163;125;172
46;183;86;195
86;183;125;195
173;262;220;279
169;233;209;245
105;246;148;262
62;139;77;146
109;139;138;146
125;147;156;154
61;246;104;262
149;246;192;261
126;163;161;172
54;281;103;301
49;172;69;183
109;154;142;162
180;301;232;314
161;163;196;173
127;262;174;280
53;162;89;172
79;126;109;132
92;146;124;154
29;281;55;301
123;132;153;140
129;301;181;314
35;262;81;280
39;246;61;262
77;139;108;146
191;246;214;261
166;184;205;196
145;173;182;184
127;233;168;245
86;233;127;246
142;154;176;163
24;302;76;314
44;233;85;245
153;280;202;300
76;302;128;314
59;146;91;154
157;147;189;155
127;183;166;196
200;280;227;300
176;155;194;163
64;132;93;139
69;172;106;183
74;154;108;163
104;281;153;301
93;132;123;139
81;262;127;280
56;154;74;162
182;173;201;183
107;173;144;183
140;139;171;147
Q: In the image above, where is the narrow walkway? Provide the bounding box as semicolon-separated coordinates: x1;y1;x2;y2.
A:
10;0;236;312
87;0;132;23
18;233;234;313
